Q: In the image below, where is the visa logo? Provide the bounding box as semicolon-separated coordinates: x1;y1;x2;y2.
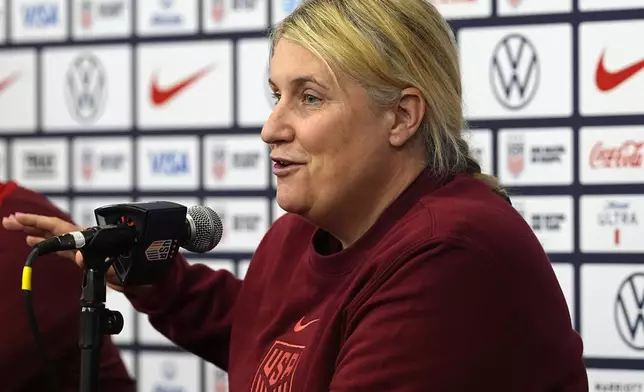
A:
23;4;58;27
150;152;189;175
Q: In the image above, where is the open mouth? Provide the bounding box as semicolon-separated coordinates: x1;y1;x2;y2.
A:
272;158;298;169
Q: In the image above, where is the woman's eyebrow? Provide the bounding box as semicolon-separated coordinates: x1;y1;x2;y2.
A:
268;76;330;91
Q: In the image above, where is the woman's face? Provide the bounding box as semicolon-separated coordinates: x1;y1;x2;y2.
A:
261;39;398;225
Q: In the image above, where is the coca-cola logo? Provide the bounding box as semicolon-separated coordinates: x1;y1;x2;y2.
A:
590;140;643;169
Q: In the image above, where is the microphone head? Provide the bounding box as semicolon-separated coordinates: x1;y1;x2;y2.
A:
185;205;223;253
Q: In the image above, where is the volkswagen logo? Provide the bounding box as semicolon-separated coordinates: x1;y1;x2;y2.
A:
65;53;107;124
489;33;540;110
614;272;644;350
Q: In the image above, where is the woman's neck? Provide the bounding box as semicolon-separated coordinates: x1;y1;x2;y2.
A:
328;161;427;249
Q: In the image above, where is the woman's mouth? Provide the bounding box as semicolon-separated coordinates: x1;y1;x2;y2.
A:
271;158;302;176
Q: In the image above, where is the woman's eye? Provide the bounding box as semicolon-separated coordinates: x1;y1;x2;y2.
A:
304;94;320;104
271;93;281;104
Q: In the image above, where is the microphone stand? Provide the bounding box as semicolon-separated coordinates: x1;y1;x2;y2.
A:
78;228;127;392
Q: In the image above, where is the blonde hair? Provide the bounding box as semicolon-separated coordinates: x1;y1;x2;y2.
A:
270;0;509;201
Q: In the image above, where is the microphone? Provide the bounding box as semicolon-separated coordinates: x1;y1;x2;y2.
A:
20;201;224;392
36;205;222;255
36;201;223;286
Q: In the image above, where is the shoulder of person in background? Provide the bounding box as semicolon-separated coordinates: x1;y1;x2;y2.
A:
0;181;136;392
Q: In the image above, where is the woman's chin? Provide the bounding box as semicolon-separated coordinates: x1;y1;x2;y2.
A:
276;193;306;216
276;199;298;215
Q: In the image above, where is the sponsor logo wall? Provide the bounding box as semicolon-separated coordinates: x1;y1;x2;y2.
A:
0;0;642;389
435;0;644;387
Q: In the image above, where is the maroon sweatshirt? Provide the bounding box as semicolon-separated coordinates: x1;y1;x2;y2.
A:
0;182;135;392
128;172;588;391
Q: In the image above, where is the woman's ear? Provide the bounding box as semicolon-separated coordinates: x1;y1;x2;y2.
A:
388;87;426;147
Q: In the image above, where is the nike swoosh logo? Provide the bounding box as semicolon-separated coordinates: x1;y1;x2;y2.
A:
293;317;319;333
150;64;215;106
595;50;644;92
0;72;20;94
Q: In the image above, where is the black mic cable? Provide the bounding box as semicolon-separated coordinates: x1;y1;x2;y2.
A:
22;246;63;392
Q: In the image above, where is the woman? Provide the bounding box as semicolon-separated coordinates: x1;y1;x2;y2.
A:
3;0;588;390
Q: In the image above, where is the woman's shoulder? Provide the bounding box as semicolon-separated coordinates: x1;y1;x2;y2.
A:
352;180;554;304
382;175;545;270
418;176;533;242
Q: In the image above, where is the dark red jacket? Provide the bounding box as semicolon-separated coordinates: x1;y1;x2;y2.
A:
0;181;135;392
127;172;588;391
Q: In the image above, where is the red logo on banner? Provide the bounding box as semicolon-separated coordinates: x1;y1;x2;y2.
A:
81;0;92;28
150;65;215;106
507;137;525;178
211;0;225;22
595;51;644;92
212;147;226;180
589;140;643;169
0;72;20;95
81;150;94;180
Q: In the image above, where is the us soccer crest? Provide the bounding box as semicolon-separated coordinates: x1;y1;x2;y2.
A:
507;135;525;178
211;0;225;22
81;0;92;28
81;149;94;180
212;146;227;180
251;341;304;391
